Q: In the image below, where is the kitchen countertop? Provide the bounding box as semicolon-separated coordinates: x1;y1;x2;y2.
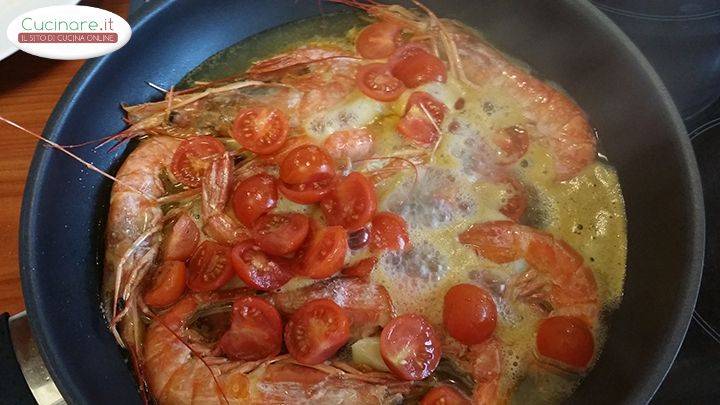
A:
0;0;129;315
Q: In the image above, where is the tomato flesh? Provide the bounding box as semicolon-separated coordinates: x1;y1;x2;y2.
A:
420;386;471;405
356;22;403;59
187;241;234;292
390;45;447;88
492;125;529;165
251;213;310;256
356;63;406;102
232;173;278;227
232;107;289;155
171;136;226;188
397;92;448;146
320;172;377;232
341;256;377;278
443;284;497;345
161;213;200;261
295;226;348;279
536;316;594;369
370;212;410;253
218;296;283;361
279;179;333;204
279;145;335;185
284;299;351;365
229;241;293;291
143;261;186;308
380;313;441;380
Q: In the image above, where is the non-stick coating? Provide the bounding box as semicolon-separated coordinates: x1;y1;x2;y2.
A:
19;1;703;404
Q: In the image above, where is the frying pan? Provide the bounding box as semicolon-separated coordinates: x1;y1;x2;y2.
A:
15;0;704;403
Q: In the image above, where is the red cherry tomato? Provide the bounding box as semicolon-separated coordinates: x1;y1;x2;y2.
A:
370;212;410;253
161;213;200;261
284;299;350;365
320;172;377;232
420;386;471;405
187;241;234;292
390;45;447;88
381;313;441;380
356;63;406;102
356;22;403;59
278;179;334;204
231;107;289;155
295;226;348;279
218;296;283;361
492;126;529;165
171;136;226;188
536;316;595;369
229;241;293;291
232;173;278;227
279;145;335;185
443;284;497;345
251;213;310;256
143;261;186;308
498;176;527;222
342;256;378;278
397;91;448;146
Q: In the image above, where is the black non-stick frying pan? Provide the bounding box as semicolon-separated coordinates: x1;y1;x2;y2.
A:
14;0;704;403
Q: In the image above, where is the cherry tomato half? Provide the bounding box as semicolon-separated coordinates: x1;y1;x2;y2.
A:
320;172;377;232
278;179;334;204
280;145;335;185
171;136;226;188
356;63;406;102
232;173;278;227
498;176;527;222
143;261;186;308
218;296;283;361
492;125;529;166
443;284;497;345
229;241;293;291
232;107;289;155
370;212;410;253
421;386;471;405
187;241;234;292
295;226;348;279
381;313;442;380
536;316;594;369
284;299;350;365
390;45;447;88
341;256;378;278
397;91;448;146
356;22;403;59
251;213;310;256
161;213;200;261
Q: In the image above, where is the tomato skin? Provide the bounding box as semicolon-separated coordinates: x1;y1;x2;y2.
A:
284;299;351;365
370;212;410;253
218;296;283;361
295;226;348;279
231;107;289;155
492;125;529;165
443;284;497;345
279;145;335;185
229;241;293;291
341;256;377;278
380;313;442;381
187;241;234;292
251;213;310;256
143;261;186;308
356;22;403;59
171;136;226;188
161;213;200;261
398;92;448;146
278;179;333;204
320;172;377;232
420;386;471;405
356;63;406;102
232;173;278;227
536;316;594;369
390;45;447;88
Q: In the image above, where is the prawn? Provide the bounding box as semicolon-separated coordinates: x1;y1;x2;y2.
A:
144;292;406;404
201;152;248;244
